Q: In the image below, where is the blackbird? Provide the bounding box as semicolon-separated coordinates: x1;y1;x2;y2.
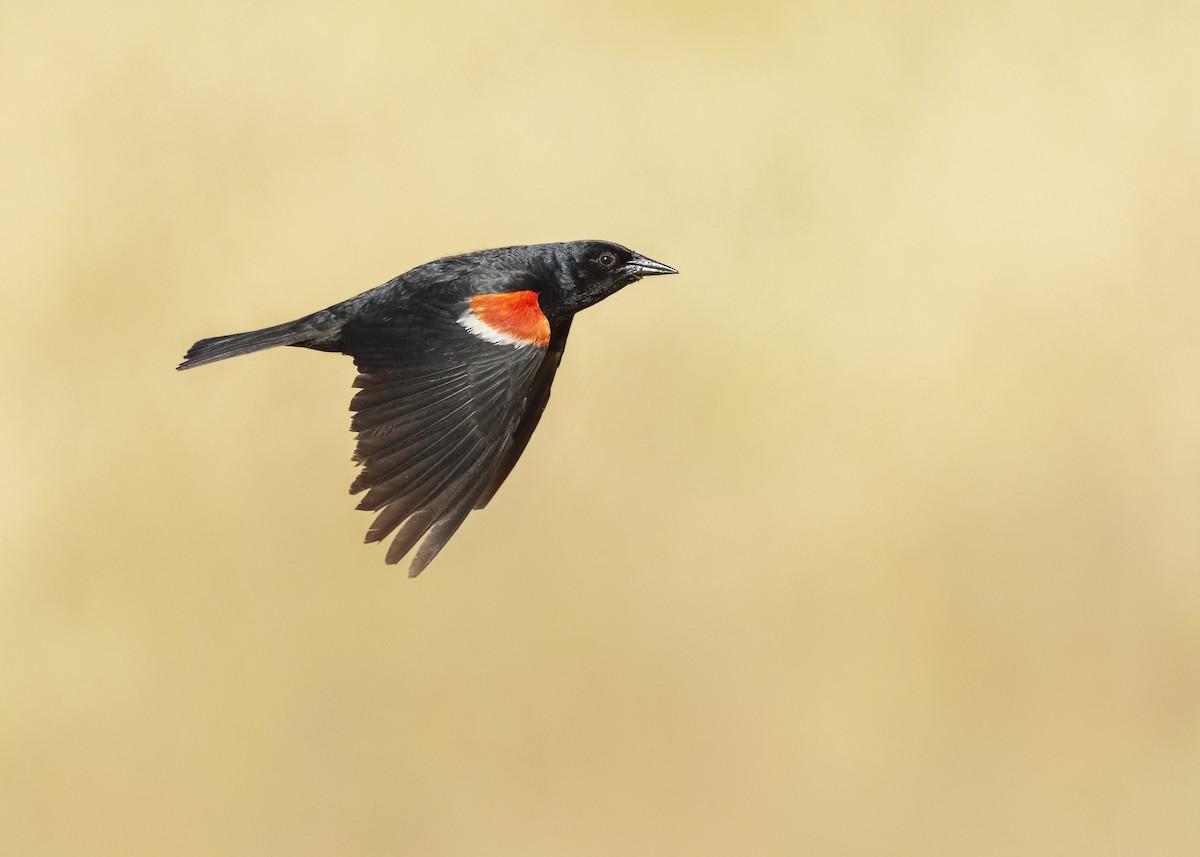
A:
178;241;677;576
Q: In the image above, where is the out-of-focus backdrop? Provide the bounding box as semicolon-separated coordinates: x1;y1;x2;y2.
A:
3;1;1199;854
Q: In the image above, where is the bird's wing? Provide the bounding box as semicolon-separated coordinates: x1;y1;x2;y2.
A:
342;288;559;576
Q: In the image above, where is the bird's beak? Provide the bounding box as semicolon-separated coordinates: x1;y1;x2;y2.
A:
623;254;678;278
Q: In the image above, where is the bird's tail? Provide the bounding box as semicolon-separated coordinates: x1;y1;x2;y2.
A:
176;317;320;370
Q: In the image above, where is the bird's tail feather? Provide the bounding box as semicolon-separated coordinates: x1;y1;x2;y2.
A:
176;318;317;370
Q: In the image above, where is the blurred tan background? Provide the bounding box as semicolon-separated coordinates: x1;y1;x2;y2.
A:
3;0;1200;854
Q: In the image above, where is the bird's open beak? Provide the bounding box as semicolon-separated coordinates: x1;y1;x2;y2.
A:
623;254;678;278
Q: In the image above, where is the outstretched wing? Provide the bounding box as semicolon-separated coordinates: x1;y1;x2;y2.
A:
342;288;562;576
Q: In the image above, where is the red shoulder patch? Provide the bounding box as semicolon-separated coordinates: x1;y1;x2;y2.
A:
460;291;550;348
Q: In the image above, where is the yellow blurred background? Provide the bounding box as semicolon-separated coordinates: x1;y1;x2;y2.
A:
3;0;1200;854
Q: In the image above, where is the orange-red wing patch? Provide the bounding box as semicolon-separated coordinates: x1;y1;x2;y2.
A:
464;291;550;348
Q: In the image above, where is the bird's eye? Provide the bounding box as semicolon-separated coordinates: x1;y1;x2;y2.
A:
597;252;617;269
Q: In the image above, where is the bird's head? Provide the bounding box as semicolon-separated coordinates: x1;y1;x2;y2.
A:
536;240;677;318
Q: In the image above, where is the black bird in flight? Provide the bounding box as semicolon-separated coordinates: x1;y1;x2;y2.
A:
178;241;677;576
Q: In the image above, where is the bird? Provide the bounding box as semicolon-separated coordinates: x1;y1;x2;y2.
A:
177;240;677;576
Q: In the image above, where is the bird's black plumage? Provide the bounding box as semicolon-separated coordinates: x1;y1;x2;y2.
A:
178;241;677;576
